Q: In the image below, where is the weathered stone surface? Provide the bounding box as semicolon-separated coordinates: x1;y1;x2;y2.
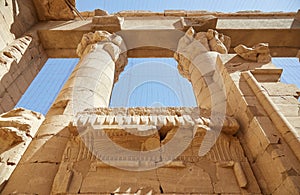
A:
174;28;229;109
94;9;109;16
206;29;228;54
47;107;259;194
234;43;271;63
92;15;124;32
1;3;300;195
0;33;47;113
0;108;44;190
32;0;75;20
182;15;218;32
261;82;300;97
51;31;128;115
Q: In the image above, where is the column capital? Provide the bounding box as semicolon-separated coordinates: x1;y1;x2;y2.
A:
174;27;230;80
76;31;128;83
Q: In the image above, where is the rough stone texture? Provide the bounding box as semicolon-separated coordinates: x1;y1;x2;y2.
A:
92;15;124;32
0;33;48;113
32;0;75;20
174;27;230;109
48;107;260;195
234;43;272;63
182;15;218;33
0;0;38;51
0;108;44;191
1;4;300;195
218;54;300;194
94;9;109;16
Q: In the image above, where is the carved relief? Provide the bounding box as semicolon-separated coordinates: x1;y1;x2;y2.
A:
49;107;263;194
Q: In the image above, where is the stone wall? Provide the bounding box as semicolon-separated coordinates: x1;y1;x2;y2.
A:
0;0;38;50
0;32;48;113
218;55;300;194
0;0;46;113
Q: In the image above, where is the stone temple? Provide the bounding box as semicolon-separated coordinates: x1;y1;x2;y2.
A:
0;1;300;194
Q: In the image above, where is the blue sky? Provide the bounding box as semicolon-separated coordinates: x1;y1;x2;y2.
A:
77;0;300;13
14;1;300;115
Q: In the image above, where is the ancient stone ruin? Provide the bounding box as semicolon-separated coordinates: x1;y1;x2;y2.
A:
0;1;300;194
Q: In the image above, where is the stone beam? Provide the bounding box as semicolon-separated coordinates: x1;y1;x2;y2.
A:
34;18;300;58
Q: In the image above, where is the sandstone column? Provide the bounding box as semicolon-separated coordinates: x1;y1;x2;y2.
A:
1;31;127;195
48;31;128;116
174;28;229;111
174;28;230;155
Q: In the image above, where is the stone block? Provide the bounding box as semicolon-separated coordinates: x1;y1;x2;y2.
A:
36;115;72;138
6;83;22;104
91;16;123;32
244;116;280;159
272;176;300;195
239;162;261;194
22;66;35;85
251;68;282;82
182;15;218;31
1;162;59;195
0;93;14;112
20;135;69;164
261;82;299;97
270;96;299;104
214;165;241;194
80;168;159;193
286;117;300;128
164;10;186;17
157;166;214;193
0;71;13;88
276;104;300;116
14;73;29;94
254;148;283;194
